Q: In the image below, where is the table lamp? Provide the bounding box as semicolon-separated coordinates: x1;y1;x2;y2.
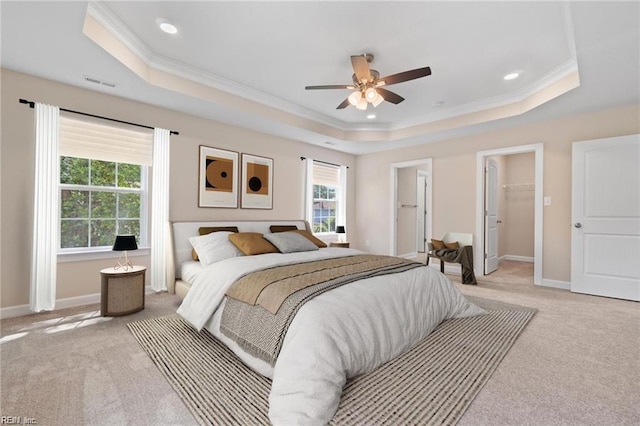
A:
113;235;138;271
336;225;346;242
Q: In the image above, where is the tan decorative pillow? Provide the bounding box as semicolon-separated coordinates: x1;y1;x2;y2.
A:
444;241;460;249
270;225;299;233
192;226;240;260
228;232;279;256
431;239;445;250
286;229;327;248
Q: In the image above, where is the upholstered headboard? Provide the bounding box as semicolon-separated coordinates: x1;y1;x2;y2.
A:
168;220;311;293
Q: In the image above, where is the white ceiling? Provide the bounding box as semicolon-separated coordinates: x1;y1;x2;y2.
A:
1;1;638;154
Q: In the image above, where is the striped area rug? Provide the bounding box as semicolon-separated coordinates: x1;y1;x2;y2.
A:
128;297;536;425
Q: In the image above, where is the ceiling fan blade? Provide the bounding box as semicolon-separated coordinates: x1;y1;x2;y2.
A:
351;55;372;83
377;88;405;104
305;84;354;90
379;67;431;86
336;98;351;109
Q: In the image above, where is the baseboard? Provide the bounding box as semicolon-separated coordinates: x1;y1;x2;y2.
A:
540;279;571;290
0;285;157;319
398;252;418;259
502;255;534;263
0;304;34;320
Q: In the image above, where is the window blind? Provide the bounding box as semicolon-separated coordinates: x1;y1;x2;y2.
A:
313;162;340;187
59;115;153;166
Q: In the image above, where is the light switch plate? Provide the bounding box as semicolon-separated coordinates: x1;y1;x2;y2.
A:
544;196;552;206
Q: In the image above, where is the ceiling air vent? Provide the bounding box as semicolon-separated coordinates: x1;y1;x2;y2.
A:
83;75;117;89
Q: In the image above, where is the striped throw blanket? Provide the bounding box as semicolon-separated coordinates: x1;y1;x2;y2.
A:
220;255;423;365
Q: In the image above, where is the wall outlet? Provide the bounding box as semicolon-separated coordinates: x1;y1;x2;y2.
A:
365;240;370;246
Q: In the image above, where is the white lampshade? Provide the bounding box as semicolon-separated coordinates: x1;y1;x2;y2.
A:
365;87;378;101
356;97;368;110
371;92;384;107
348;91;362;106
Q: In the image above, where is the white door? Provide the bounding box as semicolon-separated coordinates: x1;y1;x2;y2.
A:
416;174;427;253
484;158;499;274
571;135;640;301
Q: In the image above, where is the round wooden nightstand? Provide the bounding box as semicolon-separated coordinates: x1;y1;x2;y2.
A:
330;242;350;248
100;266;146;317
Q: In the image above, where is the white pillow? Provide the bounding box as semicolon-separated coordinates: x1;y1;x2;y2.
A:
189;231;243;266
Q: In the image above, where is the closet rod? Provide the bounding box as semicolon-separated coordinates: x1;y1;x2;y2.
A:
19;98;180;135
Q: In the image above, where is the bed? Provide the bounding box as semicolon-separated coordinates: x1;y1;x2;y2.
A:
170;220;485;425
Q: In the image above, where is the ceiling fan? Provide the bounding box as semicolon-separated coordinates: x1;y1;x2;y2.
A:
305;53;431;110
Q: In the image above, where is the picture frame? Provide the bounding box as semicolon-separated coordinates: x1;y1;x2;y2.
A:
198;145;239;208
241;153;273;209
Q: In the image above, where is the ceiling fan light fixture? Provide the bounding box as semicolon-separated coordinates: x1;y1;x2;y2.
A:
371;92;384;107
348;91;362;106
365;87;378;101
305;53;431;111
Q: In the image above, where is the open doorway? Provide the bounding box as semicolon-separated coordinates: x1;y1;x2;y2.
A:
484;153;536;282
389;158;432;258
476;144;543;285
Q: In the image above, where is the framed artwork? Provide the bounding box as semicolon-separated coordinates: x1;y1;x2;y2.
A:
198;145;239;208
241;153;273;209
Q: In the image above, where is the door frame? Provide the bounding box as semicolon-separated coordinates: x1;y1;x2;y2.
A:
390;158;432;256
475;144;543;285
416;170;429;253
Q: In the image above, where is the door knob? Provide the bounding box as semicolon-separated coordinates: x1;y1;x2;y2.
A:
574;223;582;228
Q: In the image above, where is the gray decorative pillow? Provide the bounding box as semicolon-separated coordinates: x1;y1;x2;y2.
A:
264;232;319;254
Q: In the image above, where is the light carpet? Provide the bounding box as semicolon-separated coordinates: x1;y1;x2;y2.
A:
128;297;536;425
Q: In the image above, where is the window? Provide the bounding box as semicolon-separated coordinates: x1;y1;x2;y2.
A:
313;184;337;233
58;115;152;252
306;161;347;234
59;157;146;249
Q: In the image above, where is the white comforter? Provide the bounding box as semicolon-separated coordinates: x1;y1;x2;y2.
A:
177;248;485;425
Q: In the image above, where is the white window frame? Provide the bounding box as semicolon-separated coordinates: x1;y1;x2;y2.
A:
58;158;150;260
312;183;339;234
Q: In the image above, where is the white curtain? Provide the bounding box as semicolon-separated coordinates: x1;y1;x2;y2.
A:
150;128;170;292
304;158;314;227
30;103;60;312
338;165;348;238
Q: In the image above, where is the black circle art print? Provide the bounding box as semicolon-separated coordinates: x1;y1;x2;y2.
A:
245;161;269;195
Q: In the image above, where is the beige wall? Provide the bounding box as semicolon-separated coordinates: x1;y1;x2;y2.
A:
0;69;355;308
2;67;639;308
355;105;640;282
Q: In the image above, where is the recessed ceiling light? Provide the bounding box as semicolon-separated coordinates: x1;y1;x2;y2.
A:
432;100;445;107
367;113;376;119
157;19;178;35
503;72;520;81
